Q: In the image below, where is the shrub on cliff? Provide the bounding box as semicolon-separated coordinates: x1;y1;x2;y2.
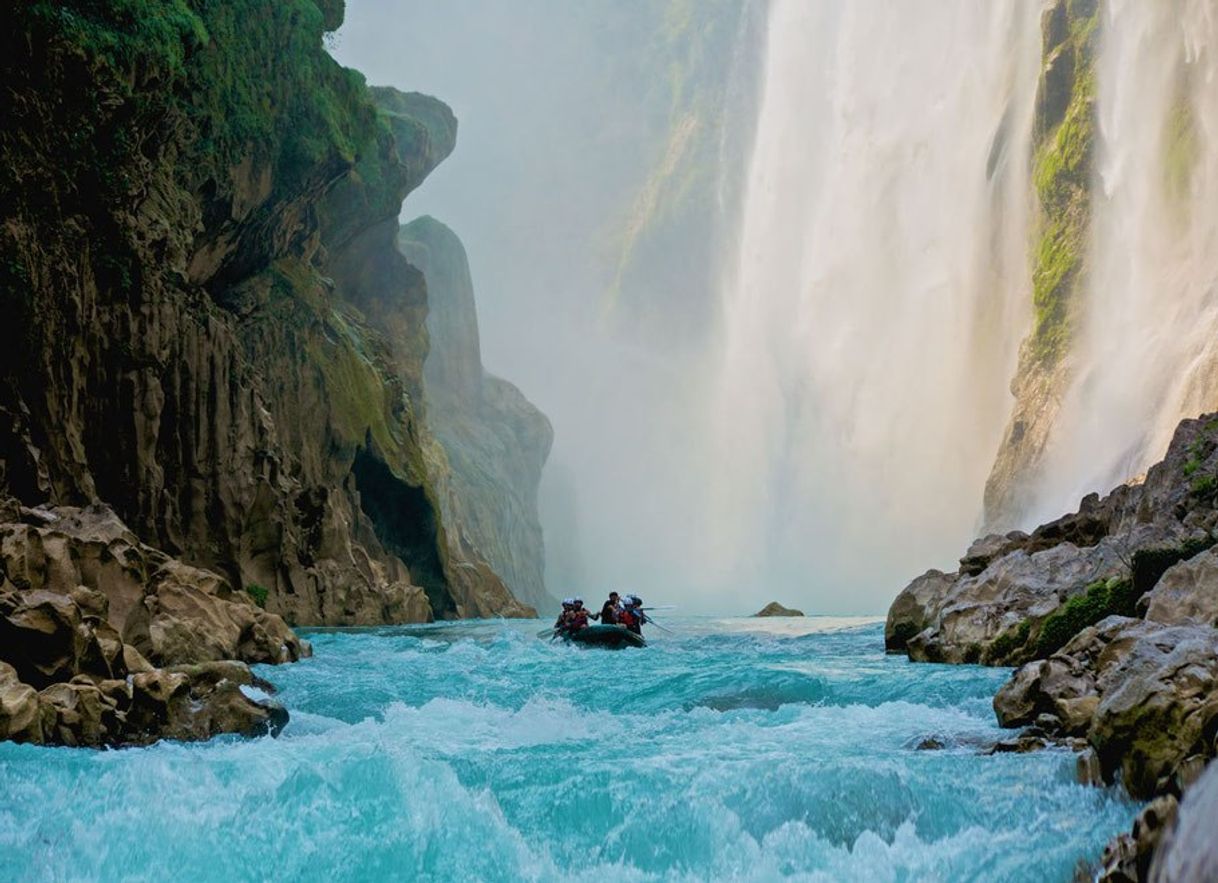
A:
1036;577;1137;657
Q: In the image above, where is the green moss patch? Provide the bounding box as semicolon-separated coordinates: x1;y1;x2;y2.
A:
1035;577;1137;657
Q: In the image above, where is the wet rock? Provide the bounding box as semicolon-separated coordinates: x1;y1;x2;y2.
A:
1090;624;1218;797
915;736;946;751
1076;747;1104;786
886;569;956;651
38;680;123;748
754;601;805;617
1098;795;1178;883
127;667;287;744
986;732;1048;754
0;661;43;743
1150;759;1218;882
994;617;1218;798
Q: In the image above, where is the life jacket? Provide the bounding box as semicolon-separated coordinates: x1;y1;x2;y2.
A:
600;601;618;624
571;610;589;630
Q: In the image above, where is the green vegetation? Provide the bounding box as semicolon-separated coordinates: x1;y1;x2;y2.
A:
1027;4;1100;366
984;620;1032;665
1164;91;1199;208
246;583;269;609
1132;536;1215;595
1190;474;1217;498
16;0;383;202
1035;577;1137;657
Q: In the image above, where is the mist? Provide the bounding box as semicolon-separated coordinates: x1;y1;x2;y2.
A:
333;1;777;614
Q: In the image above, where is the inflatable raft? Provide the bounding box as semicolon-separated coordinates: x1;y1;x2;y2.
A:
566;624;646;649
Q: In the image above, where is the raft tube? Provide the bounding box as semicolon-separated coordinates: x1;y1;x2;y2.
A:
565;624;646;649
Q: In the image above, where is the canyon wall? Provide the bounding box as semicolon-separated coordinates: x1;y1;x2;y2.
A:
398;218;554;612
0;1;540;625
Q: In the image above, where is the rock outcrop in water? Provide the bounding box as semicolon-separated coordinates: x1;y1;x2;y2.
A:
888;412;1218;875
0;2;544;632
0;498;299;745
754;602;804;617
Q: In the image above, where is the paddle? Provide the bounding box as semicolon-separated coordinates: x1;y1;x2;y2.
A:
642;614;676;635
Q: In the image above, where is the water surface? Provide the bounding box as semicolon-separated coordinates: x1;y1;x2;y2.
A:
0;618;1138;881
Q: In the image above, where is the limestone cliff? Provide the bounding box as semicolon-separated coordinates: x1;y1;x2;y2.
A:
984;0;1100;527
398;218;554;612
0;2;535;625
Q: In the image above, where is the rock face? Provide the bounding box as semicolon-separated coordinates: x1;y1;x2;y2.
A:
398;217;552;614
754;602;804;617
889;412;1218;874
0;500;298;746
984;0;1101;527
887;414;1218;667
0;2;542;627
1150;760;1218;882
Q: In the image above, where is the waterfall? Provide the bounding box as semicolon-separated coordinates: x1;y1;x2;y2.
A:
712;0;1042;609
1025;0;1218;522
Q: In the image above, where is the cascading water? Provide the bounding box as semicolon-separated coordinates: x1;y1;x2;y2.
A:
1024;0;1218;522
714;1;1042;610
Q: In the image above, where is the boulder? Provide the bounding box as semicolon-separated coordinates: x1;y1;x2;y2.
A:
754;601;805;617
126;666;287;744
885;569;955;651
1143;547;1218;627
1150;760;1218;882
0;501;303;747
1099;795;1179;883
0;661;43;743
994;617;1218;798
1090;624;1218;797
140;559;308;667
0;589;116;688
38;680;123;747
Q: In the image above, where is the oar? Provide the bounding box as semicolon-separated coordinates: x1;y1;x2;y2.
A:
535;626;559;639
643;614;676;635
640;605;677;611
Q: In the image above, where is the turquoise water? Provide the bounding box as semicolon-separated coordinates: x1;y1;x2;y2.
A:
0;618;1138;881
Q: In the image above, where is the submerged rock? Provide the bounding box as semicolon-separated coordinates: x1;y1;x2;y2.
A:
754;601;805;617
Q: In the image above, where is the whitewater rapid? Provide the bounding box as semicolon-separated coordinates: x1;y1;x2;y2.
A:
0;620;1137;881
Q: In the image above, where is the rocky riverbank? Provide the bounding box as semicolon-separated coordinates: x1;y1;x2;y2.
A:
0;498;304;746
887;412;1218;878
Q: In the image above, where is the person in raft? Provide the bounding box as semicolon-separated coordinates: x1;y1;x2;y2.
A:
569;598;590;631
554;598;575;633
594;591;621;625
618;595;647;636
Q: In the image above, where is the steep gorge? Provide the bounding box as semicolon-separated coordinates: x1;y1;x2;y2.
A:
0;0;544;631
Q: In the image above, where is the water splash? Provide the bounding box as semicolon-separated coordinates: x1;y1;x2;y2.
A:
0;620;1138;881
712;1;1041;609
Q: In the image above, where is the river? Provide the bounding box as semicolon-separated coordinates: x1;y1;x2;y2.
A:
0;618;1138;881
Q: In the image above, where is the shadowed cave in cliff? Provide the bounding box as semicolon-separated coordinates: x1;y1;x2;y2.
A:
350;444;454;618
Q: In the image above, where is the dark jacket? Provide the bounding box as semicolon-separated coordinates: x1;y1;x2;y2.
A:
600;600;619;625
